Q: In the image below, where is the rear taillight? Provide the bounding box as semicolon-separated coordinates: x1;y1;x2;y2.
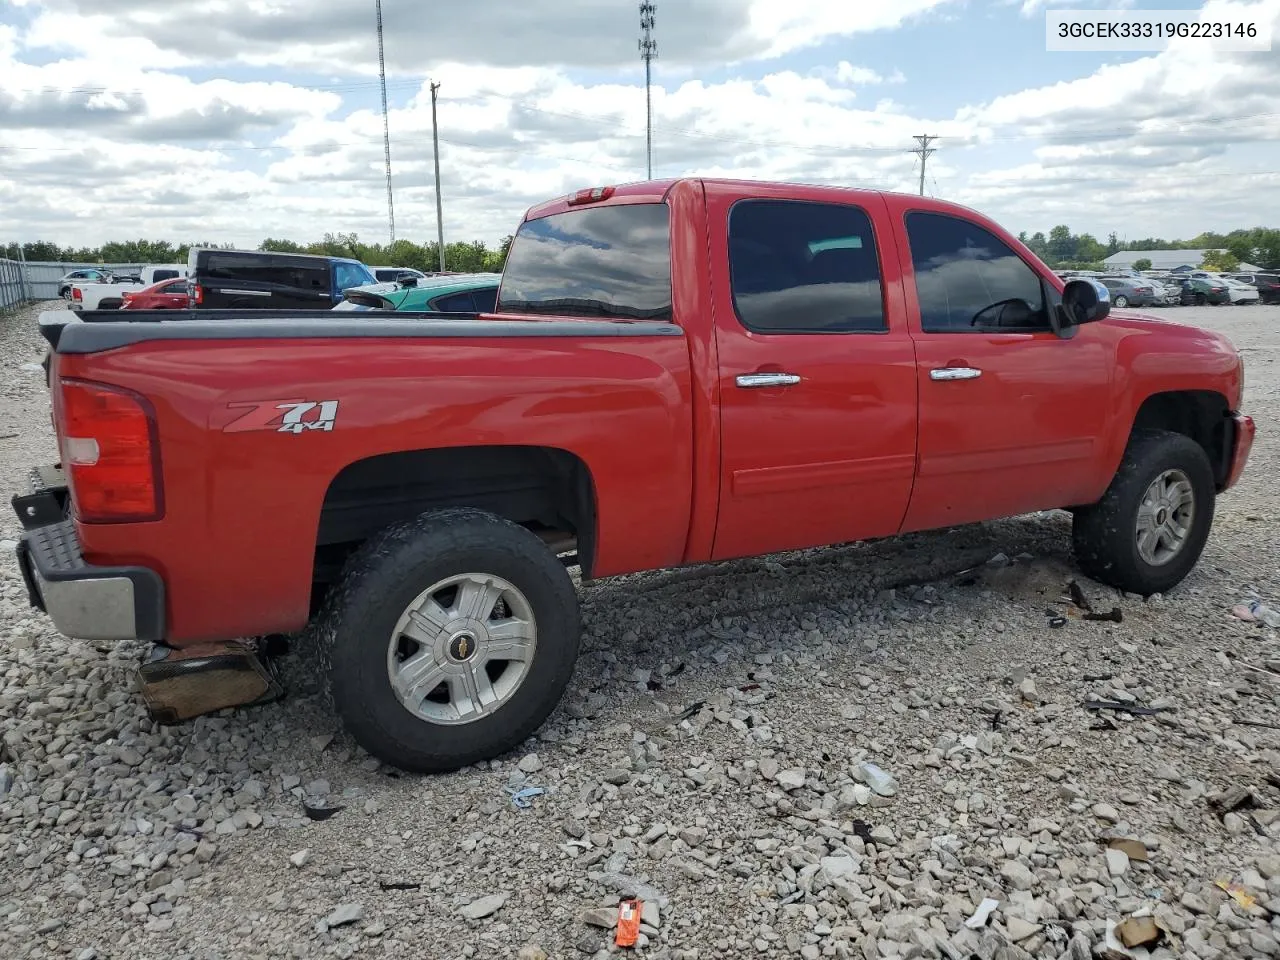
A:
72;287;82;301
58;379;163;523
192;283;203;305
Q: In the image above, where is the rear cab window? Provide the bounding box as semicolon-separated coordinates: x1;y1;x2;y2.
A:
497;204;671;320
727;199;886;333
205;252;329;290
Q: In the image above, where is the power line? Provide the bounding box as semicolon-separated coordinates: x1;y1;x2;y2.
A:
639;2;657;179
912;134;937;196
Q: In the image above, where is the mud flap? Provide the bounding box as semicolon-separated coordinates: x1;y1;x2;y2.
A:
139;641;284;724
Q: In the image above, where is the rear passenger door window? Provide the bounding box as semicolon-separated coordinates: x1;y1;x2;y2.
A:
905;212;1049;332
728;199;885;333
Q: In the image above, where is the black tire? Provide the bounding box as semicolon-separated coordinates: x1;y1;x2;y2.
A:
1113;295;1128;308
58;285;70;299
1072;429;1215;596
1194;293;1206;305
316;508;581;773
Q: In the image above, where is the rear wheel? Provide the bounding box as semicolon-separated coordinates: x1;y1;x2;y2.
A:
317;508;581;773
1113;295;1129;308
1072;429;1214;596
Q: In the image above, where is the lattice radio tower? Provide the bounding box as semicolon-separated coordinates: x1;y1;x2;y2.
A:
375;0;395;244
639;3;657;179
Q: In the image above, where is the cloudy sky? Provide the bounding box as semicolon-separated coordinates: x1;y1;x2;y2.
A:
0;0;1277;251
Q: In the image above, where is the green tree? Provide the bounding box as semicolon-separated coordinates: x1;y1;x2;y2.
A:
1131;258;1153;271
1047;225;1077;264
1075;233;1108;264
260;238;305;253
1200;249;1239;272
1106;232;1121;255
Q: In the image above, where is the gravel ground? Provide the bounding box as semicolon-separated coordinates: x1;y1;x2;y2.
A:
2;299;1280;960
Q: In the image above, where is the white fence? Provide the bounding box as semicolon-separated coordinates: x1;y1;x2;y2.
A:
0;259;149;310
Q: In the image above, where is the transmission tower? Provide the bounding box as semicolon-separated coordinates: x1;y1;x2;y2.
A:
375;0;395;244
639;3;657;179
911;134;937;196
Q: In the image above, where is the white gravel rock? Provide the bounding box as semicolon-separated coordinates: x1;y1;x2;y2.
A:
1;302;1278;959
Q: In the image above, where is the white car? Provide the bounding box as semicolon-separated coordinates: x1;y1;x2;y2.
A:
1191;272;1261;304
371;265;428;284
1221;277;1261;304
69;264;187;311
56;269;111;299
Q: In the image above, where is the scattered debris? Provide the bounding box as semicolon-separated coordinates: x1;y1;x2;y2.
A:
1115;915;1160;948
964;898;999;929
517;946;549;960
1083;700;1169;716
1068;580;1094;613
378;880;421;891
1214;880;1257;910
289;849;311;868
1236;600;1280;628
615;899;642;948
849;820;874;844
302;801;344;822
672;701;705;724
1047;615;1067;629
1084;607;1124;623
1107;838;1149;862
505;785;545;809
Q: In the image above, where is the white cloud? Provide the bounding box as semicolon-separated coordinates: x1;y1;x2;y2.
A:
0;0;1277;253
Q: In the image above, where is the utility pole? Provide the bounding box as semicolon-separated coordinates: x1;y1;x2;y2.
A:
430;81;445;272
639;3;657;179
912;134;937;196
375;0;395;245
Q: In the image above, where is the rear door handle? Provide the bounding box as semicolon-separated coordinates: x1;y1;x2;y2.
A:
930;367;982;381
736;373;801;388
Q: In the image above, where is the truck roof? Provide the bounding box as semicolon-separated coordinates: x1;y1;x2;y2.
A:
523;177;990;225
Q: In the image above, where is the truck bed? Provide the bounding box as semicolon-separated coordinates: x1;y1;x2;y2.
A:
43;310;695;642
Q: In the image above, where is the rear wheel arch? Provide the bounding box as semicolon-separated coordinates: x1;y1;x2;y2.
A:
313;444;599;593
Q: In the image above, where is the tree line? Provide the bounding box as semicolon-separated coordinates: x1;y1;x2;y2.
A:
1017;225;1280;273
6;224;1278;275
1;234;513;275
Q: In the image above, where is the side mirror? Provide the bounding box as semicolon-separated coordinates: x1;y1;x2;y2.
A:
1054;278;1110;336
399;275;418;287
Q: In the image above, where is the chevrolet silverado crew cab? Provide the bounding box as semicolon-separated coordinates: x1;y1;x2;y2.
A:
14;179;1254;773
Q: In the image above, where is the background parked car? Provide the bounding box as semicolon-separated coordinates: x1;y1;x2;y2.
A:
57;269;107;298
1098;276;1158;308
335;272;503;313
188;249;376;309
371;266;429;284
1220;276;1261;305
120;277;191;310
1171;277;1230;305
1228;273;1280;304
69;264;187;311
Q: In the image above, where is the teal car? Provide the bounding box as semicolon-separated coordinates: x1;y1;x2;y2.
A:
334;272;502;313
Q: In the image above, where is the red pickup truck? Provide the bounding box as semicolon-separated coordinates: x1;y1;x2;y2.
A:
14;179;1254;773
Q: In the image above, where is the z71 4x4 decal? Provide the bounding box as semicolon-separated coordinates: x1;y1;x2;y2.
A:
224;400;340;434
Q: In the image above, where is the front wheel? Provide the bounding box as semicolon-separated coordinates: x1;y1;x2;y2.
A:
1072;429;1215;596
317;508;581;773
1194;293;1207;305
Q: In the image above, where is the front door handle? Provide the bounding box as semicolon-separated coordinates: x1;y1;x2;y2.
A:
930;367;982;381
736;372;802;389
